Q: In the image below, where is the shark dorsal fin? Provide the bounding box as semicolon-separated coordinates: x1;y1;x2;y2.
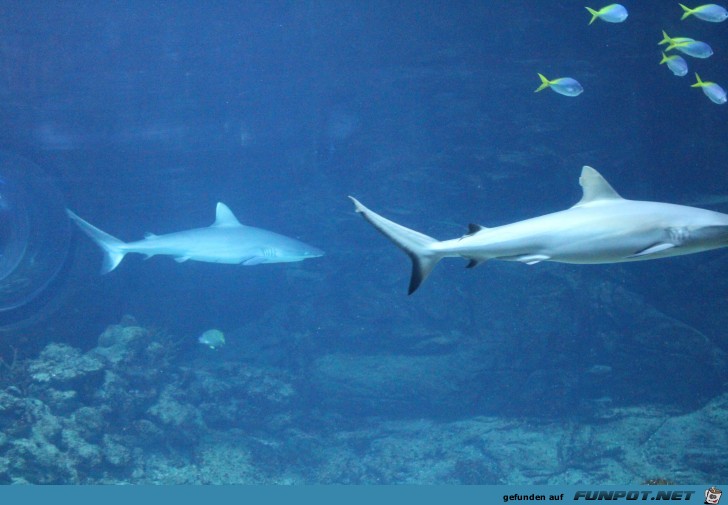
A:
576;166;623;206
212;202;243;227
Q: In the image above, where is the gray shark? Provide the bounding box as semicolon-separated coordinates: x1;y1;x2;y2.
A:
350;166;728;294
67;202;324;273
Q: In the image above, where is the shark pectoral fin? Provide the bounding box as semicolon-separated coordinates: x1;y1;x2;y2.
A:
515;254;550;265
241;257;266;265
628;243;676;258
174;256;191;263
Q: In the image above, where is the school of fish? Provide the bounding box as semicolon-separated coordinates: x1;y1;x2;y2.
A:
535;3;726;105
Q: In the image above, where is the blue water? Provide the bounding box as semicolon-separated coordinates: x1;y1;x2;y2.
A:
0;0;726;484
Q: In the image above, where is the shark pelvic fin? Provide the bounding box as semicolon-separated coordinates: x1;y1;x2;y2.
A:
575;166;623;206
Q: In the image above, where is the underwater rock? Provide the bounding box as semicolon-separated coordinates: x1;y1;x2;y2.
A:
641;392;728;481
97;323;147;348
71;406;108;441
30;403;62;443
127;419;165;446
94;324;150;366
0;456;8;483
310;352;481;417
28;343;104;390
60;428;102;469
101;434;132;467
93;368;161;423
189;364;296;430
148;386;204;429
0;389;28;426
7;434;75;484
40;389;79;415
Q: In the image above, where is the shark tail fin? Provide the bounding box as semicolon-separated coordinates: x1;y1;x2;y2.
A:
66;210;127;274
349;197;443;295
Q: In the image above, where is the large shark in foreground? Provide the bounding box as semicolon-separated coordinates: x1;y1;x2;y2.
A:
350;166;728;294
67;202;324;273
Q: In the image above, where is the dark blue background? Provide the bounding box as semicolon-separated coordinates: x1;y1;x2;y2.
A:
1;1;726;417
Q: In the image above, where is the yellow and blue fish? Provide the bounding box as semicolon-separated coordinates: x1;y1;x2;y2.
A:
534;73;584;97
658;30;694;47
679;3;728;22
659;52;688;76
691;73;726;104
585;4;629;24
667;39;714;58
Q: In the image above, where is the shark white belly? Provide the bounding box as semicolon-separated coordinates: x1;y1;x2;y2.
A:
350;166;728;294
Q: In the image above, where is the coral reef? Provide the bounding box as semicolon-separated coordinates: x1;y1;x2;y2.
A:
0;312;727;484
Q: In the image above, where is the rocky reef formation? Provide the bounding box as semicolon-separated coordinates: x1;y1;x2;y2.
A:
0;306;727;484
0;319;296;483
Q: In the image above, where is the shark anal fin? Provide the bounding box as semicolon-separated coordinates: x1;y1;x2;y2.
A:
174;256;191;263
465;258;485;269
628;243;676;258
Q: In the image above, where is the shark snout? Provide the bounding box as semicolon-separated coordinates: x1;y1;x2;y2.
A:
303;245;325;258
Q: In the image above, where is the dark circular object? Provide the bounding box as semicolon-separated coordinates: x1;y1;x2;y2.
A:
0;152;71;316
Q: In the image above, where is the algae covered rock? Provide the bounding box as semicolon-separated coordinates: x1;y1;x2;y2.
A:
28;344;104;389
94;324;150;365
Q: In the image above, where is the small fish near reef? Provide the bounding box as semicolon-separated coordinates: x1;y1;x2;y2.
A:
198;329;225;349
691;73;727;104
659;52;688;77
585;4;628;24
679;3;728;22
534;73;583;97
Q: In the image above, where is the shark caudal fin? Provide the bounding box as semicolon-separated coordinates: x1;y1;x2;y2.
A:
349;196;443;294
66;210;127;274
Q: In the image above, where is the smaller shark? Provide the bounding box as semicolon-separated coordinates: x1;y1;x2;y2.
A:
350;166;728;294
67;202;324;273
